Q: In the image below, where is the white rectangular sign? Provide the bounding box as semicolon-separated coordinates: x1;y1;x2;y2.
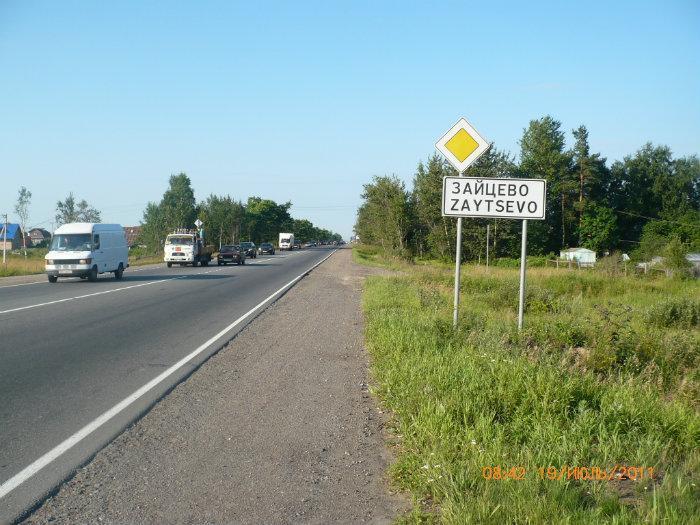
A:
442;177;547;220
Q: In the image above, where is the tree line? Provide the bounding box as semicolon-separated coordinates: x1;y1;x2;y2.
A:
139;173;341;250
355;115;700;261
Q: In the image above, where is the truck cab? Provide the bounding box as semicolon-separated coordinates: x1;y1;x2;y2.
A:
164;230;212;267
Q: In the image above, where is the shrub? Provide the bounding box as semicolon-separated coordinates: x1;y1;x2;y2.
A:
646;298;700;329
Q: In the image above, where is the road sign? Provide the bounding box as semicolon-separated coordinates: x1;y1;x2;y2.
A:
435;118;490;173
194;219;203;228
442;177;547;220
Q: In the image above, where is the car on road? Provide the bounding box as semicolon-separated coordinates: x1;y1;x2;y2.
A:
217;245;245;265
293;240;302;250
239;241;257;258
304;241;315;248
258;242;275;255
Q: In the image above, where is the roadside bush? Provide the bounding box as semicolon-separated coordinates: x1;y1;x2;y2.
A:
646;298;700;329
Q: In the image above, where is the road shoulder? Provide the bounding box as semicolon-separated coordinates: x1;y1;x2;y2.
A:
23;248;407;524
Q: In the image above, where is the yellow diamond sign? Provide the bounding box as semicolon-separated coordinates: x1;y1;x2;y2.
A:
436;117;490;173
445;129;479;162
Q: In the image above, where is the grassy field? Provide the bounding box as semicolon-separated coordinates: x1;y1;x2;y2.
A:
0;249;164;277
356;245;700;523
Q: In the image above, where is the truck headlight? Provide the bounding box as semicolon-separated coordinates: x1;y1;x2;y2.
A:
79;258;92;264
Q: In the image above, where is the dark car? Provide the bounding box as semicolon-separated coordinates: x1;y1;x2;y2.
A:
240;241;257;258
293;240;302;250
217;245;245;265
258;242;275;255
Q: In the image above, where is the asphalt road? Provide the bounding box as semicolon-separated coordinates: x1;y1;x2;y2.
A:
0;248;334;523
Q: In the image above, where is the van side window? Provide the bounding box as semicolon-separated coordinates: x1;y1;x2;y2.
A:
93;234;100;249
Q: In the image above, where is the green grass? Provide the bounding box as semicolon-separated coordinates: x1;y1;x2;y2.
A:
357;246;700;524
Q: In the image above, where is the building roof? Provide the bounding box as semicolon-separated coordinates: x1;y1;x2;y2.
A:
0;223;21;240
124;226;142;246
29;228;51;238
560;247;595;254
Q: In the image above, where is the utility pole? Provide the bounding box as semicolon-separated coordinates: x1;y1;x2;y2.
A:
2;213;7;269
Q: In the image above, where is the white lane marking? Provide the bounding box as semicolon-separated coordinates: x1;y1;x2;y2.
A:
0;251;312;313
0;250;336;500
0;277;189;315
0;280;46;289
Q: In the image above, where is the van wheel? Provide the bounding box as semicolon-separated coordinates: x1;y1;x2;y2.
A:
115;264;124;280
242;258;246;265
202;260;208;267
88;266;98;282
167;262;172;268
192;260;198;267
48;275;58;283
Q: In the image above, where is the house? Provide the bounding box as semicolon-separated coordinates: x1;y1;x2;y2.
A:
123;226;142;248
686;253;700;277
29;228;51;247
0;223;27;251
559;247;597;267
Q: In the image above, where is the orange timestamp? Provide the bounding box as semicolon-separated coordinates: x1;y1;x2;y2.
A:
482;465;656;481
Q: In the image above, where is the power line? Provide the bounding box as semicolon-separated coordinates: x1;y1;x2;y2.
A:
615;210;699;228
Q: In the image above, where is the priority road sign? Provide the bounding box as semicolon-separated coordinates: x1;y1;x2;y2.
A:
435;118;490;173
194;219;203;228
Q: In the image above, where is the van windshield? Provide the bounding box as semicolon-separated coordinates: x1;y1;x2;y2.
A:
50;234;93;251
166;236;194;245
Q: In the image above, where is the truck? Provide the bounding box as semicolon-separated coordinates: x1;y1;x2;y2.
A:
164;229;214;267
279;232;294;251
45;223;129;282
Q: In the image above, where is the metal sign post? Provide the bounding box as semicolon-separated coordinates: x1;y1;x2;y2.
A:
518;219;527;330
436;118;491;328
440;174;547;330
486;223;490;267
453;214;463;327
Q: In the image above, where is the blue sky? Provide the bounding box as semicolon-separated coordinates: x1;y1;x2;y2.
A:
1;1;698;239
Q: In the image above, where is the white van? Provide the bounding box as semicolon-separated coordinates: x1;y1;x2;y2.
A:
279;233;294;251
45;223;129;283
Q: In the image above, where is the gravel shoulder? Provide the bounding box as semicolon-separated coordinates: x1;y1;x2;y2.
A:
23;248;406;524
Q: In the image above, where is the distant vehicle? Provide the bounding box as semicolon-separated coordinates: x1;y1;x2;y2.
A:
304;241;315;248
258;242;275;255
293;240;302;250
164;229;213;267
217;245;245;265
240;241;257;258
45;223;129;283
279;233;294;251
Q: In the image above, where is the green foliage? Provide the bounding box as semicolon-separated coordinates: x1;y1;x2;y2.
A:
243;196;293;243
355;175;413;255
14;186;32;254
55;192;101;225
579;204;618;253
199;194;244;246
663;237;693;278
646;298;700;329
161;173;197;230
355;116;700;266
359;252;700;523
138;174;341;250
